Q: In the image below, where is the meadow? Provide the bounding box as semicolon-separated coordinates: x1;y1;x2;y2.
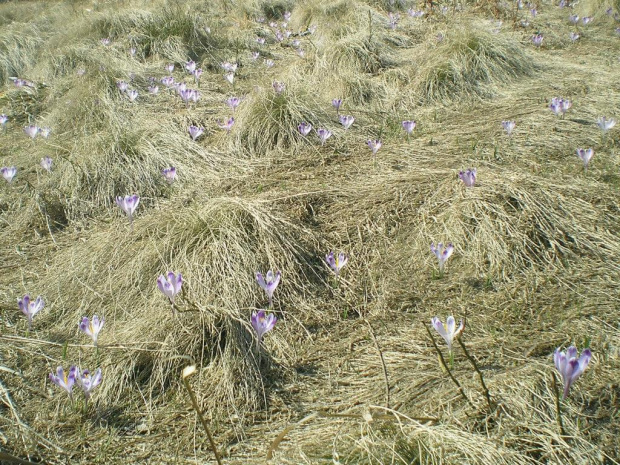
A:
1;0;619;463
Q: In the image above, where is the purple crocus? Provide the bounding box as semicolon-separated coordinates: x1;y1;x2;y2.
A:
193;68;203;84
554;346;592;398
339;115;355;130
79;315;105;346
251;51;260;60
165;63;175;73
325;251;348;278
431;316;464;352
430;242;454;272
218;117;235;132
126;89;138;102
251;310;277;343
550;97;571;117
459;168;477;187
116;80;128;92
148;85;159;94
76;368;102;402
224;72;235;85
115;194;140;223
226;97;242;111
101;38;111;46
185;60;196;73
569;32;580;42
49;366;77;397
264;59;275;68
221;62;237;73
24;125;39;139
18;295;45;329
1;166;17;183
576;148;594;170
298;122;312;136
0;114;8;127
256;270;281;307
367;139;382;155
162;166;176;183
161;76;175;87
256;37;266;45
332;98;342;112
272;81;285;94
569;14;579;24
41;157;52;172
532;34;544;47
597;116;616;133
157;272;183;303
582;16;593;25
502;120;516;136
188;125;204;141
39;127;51;138
316;128;332;145
402;120;417;134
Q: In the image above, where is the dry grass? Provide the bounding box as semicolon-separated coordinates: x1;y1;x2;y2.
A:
1;0;619;463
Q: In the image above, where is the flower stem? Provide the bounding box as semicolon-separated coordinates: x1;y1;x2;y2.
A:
550;371;566;436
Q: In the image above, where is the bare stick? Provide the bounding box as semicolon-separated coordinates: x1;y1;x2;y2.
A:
181;366;223;465
423;323;474;408
267;413;318;460
456;338;493;412
366;320;390;409
550;371;566;436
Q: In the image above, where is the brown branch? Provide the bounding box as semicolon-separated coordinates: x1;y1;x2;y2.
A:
456;338;493;412
366;320;390;409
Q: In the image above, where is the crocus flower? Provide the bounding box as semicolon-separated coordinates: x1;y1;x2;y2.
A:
272;81;285;94
402;120;417;134
101;38;111;46
582;16;593;24
161;76;175;87
388;12;400;29
0;114;8;126
325;251;348;277
316;128;332;145
157;272;183;303
251;310;277;343
430;242;454;272
193;68;203;84
76;368;102;402
41;157;52;172
165;63;175;73
569;32;580;42
549;97;571;116
49;366;77;397
332;98;342;112
129;47;136;57
162;167;176;183
126;89;139;102
116;80;128;92
1;166;17;183
221;62;237;73
283;11;292;21
298;122;312;136
224;72;235;85
39;127;51;138
568;14;579;24
530;7;537;16
185;60;196;73
226;97;242;111
251;51;260;60
459;168;477;187
79;315;104;346
24;125;39;139
256;270;281;307
431;316;464;352
148;85;159;94
179;89;199;105
256;37;266;45
532;34;543;47
339;115;355;130
115;194;140;223
597;116;616;132
576;148;594;170
218;117;235;132
264;59;275;68
367;139;382;155
18;295;45;329
554;346;592;398
502;120;516;136
188;125;204;141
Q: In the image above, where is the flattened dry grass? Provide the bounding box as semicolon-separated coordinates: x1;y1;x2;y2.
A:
1;0;620;463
